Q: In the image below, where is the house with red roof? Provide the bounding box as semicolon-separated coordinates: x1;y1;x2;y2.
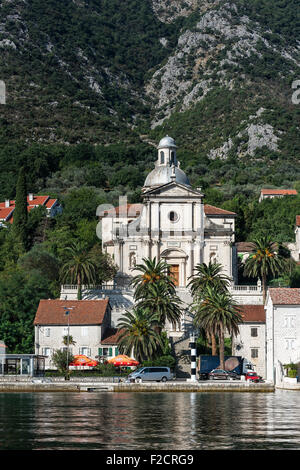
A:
259;188;298;203
0;194;62;227
232;305;266;378
34;298;118;369
265;288;300;383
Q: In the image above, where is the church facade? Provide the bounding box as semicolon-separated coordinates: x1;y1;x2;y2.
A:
100;136;237;289
59;136;264;376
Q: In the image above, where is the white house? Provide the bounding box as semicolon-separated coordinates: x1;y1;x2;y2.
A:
232;304;266;378
259;188;298;203
265;288;300;383
33;298;120;369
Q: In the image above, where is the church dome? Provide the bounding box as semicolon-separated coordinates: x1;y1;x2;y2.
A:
143;135;190;190
143;165;191;189
158;135;177;149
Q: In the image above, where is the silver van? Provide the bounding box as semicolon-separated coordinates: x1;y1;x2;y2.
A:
128;367;174;382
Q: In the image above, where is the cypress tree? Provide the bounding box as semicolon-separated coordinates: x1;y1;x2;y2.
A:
13;167;28;249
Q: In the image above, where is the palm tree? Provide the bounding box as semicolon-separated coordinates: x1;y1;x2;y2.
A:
60;241;97;300
130;257;176;301
193;287;242;370
243;235;290;303
136;282;182;333
189;262;231;355
117;308;164;363
188;261;231;297
62;335;76;347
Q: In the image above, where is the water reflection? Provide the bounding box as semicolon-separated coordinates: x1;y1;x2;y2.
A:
0;391;299;450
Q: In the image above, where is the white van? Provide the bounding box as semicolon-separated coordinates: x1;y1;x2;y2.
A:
128;367;174;383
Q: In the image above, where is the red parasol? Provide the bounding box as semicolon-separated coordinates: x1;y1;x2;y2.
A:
107;354;139;367
69;355;99;367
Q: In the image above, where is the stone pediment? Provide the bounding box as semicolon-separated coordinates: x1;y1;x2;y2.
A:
143;181;203;199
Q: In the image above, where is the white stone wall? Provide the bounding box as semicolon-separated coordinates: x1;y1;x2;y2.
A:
35;324;103;369
266;298;300;383
233;323;266;378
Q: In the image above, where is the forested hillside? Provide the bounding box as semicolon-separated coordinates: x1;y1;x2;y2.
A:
0;0;300;352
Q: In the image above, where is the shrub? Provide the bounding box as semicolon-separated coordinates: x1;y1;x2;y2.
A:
142;355;176;369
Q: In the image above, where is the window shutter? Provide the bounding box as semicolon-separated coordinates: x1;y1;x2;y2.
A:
98;348;103;356
109;347;113;357
115;347;119;356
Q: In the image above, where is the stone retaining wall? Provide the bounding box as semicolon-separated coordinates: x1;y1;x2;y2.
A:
0;380;275;393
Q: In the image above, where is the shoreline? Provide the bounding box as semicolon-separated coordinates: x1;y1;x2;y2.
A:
0;380;275;393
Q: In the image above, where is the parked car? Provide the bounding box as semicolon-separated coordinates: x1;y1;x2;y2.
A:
198;371;209;381
127;367;174;383
208;369;241;380
245;371;263;383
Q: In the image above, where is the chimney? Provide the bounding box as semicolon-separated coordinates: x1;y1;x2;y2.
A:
28;193;34;201
5;199;10;208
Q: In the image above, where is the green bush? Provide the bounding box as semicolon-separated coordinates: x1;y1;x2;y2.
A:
288;369;298;378
142;355;176;369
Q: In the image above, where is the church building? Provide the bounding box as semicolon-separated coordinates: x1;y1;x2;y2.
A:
100;136;237;288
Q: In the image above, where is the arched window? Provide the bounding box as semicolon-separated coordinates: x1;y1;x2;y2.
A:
170;151;175;165
160;151;165;164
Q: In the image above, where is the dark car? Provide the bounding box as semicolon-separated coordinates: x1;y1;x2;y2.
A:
198;372;209;381
208;369;241;380
245;371;263;383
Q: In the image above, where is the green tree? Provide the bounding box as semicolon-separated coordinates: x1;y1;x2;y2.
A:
60;241;98;299
188;262;231;355
188;262;231;297
0;269;54;353
243;235;291;303
130;257;175;300
52;349;75;378
12;167;28;250
193;287;242;370
136;282;182;334
117;308;164;363
131;257;182;333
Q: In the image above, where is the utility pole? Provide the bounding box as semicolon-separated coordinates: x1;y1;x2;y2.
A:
62;306;75;380
190;332;197;382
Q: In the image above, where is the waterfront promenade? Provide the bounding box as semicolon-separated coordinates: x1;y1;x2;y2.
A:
0;377;275;392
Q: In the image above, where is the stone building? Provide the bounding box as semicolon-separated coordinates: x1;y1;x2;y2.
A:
259;188;298;203
33;298;121;368
59;136;264;376
232;305;266;378
100;136;237;290
265;288;300;383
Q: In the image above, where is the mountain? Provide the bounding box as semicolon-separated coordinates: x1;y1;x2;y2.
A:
0;0;300;201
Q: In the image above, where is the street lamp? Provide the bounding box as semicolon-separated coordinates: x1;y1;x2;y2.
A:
62;306;75;380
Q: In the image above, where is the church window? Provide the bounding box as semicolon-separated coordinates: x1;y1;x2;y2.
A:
129;252;137;268
170;151;175;165
168;211;178;222
160;151;165;164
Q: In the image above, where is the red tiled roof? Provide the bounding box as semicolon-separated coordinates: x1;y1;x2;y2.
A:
261;189;298;196
269;288;300;305
238;305;265;323
204;204;236;216
34;299;110;325
0;195;53;212
296;216;300;227
99;204;143;218
236;242;254;253
0;207;14;221
45;198;57;209
101;328;124;345
27;195;49;207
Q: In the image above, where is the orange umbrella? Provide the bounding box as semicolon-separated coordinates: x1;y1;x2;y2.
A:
69;355;99;367
108;354;139;367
